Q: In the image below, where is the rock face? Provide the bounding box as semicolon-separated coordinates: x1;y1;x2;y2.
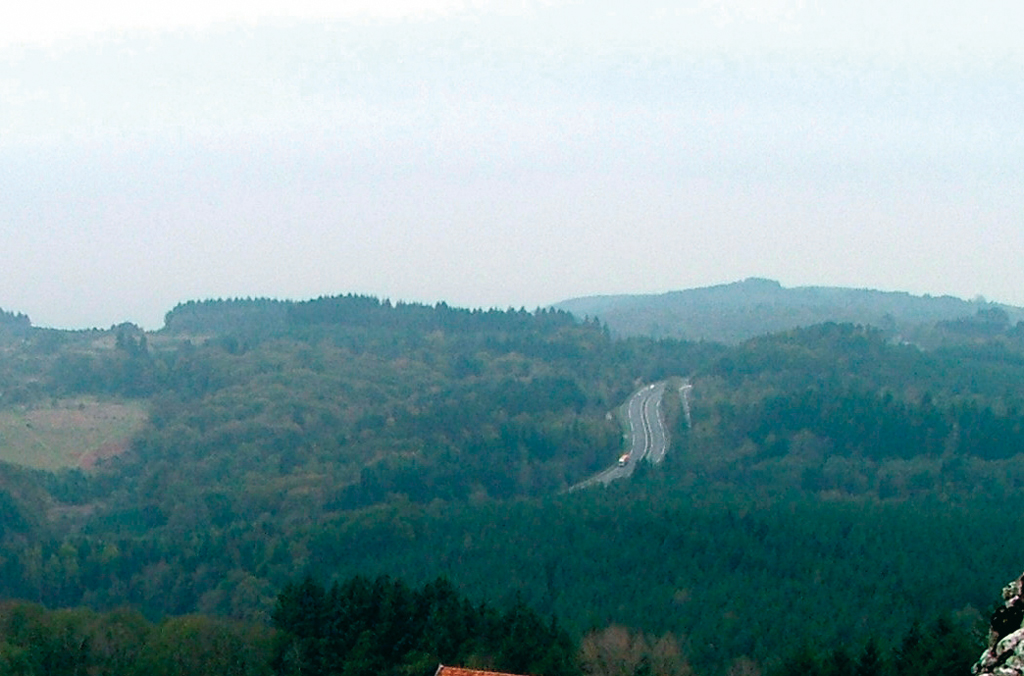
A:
974;573;1024;675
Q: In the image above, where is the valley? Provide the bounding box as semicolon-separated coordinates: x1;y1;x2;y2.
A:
1;290;1023;675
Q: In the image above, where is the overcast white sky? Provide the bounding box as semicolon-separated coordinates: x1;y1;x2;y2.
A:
2;0;1022;329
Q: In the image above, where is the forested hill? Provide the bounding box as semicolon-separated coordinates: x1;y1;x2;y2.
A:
554;277;1024;343
0;295;720;622
3;294;1024;674
1;295;714;502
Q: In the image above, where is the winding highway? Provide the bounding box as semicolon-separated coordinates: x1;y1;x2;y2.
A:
573;381;669;489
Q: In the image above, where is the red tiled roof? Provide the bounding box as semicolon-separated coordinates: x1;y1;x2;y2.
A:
435;665;529;676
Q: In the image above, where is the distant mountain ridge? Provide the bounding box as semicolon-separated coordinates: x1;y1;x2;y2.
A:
554;278;1024;343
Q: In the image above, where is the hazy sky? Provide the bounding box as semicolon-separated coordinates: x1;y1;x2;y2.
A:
3;0;1022;329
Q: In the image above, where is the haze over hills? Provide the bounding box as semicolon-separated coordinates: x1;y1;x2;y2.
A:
3;292;1024;674
554;277;1024;343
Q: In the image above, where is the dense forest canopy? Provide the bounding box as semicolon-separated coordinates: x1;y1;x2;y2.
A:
2;292;1023;674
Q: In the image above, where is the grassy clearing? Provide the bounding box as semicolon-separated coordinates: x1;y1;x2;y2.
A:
0;397;148;471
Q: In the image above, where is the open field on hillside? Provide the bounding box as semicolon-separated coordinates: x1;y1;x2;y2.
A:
0;398;147;470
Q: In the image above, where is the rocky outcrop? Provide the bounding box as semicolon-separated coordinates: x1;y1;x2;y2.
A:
973;573;1024;675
